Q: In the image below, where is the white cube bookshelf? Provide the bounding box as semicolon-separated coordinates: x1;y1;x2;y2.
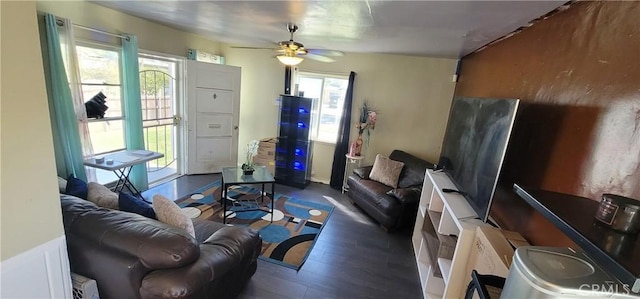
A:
412;170;487;299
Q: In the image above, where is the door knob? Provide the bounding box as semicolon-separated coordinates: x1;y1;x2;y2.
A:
172;115;182;125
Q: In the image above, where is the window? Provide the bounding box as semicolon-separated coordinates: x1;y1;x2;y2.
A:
77;43;125;184
296;73;349;143
77;43;125;155
77;41;183;185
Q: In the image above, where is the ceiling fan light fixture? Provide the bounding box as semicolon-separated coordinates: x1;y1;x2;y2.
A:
277;55;303;66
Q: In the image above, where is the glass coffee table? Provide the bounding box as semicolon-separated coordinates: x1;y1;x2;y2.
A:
221;165;275;224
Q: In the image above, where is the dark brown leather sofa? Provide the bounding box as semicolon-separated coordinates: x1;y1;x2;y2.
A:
61;194;261;299
347;150;434;231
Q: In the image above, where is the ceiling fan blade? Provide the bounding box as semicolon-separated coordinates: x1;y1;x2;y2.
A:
230;46;275;50
307;49;344;57
269;24;340;64
305;53;336;63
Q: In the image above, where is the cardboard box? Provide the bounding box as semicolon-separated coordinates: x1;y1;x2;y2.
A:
256;137;277;160
259;138;277;150
464;226;529;297
253;156;275;174
501;229;529;249
257;147;275;159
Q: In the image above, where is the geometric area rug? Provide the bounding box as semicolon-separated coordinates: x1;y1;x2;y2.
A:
175;180;334;270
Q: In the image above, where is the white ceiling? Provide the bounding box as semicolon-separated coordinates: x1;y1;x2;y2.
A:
94;0;567;58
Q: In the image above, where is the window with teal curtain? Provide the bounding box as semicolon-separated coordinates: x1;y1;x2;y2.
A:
121;34;148;191
43;14;87;181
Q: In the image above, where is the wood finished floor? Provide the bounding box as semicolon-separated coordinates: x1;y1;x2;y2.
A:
143;174;423;299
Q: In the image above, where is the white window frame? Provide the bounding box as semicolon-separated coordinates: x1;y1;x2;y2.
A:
295;71;349;144
76;40;126;156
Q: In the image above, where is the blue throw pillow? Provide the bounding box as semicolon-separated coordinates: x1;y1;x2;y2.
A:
65;175;88;200
118;192;157;219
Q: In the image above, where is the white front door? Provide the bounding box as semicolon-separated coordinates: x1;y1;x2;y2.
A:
186;60;241;174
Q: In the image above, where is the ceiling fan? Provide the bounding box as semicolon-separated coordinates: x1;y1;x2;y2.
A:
233;23;343;65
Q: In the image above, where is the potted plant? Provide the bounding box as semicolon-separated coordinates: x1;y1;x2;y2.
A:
242;140;260;175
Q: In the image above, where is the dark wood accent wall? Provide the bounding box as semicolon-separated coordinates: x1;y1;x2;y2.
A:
454;1;640;246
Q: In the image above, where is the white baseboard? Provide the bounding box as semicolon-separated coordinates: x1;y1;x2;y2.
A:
1;236;72;298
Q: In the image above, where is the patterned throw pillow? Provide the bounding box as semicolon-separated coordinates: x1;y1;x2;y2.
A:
87;182;119;209
369;154;405;188
152;194;196;238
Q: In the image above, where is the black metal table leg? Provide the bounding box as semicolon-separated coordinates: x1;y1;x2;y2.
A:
112;166;148;202
112;167;130;192
222;179;227;224
219;166;277;224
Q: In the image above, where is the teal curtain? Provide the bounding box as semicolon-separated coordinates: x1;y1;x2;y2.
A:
44;14;87;181
121;34;148;191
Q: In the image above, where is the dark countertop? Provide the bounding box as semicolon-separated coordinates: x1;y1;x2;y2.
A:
513;184;640;292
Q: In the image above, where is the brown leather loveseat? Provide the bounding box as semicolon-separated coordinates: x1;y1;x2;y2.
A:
61;194;261;299
347;150;434;231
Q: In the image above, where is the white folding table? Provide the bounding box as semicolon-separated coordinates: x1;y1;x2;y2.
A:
84;150;163;200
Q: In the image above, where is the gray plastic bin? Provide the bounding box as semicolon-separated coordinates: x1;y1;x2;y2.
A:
501;246;638;298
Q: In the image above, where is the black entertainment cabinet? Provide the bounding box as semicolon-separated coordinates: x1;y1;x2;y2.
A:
275;95;313;189
513;184;640;293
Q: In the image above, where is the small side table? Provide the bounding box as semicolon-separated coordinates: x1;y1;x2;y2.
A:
221;166;275;224
342;154;365;193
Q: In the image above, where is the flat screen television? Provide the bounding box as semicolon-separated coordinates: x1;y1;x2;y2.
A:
438;97;519;222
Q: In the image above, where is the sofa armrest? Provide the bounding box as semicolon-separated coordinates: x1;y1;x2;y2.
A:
353;165;373;179
140;245;235;298
386;187;422;205
192;218;227;243
140;226;261;298
66;236;151;299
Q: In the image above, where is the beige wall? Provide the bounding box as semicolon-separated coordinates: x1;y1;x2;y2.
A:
223;45;458;183
310;142;335;184
221;44;284;160
36;1;221;57
36;0;457;185
0;1;64;261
